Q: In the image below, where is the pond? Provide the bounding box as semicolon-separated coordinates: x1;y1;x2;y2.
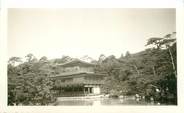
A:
53;97;156;106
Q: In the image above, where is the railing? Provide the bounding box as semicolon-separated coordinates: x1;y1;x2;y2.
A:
55;71;94;77
83;80;104;85
57;80;104;86
54;91;85;97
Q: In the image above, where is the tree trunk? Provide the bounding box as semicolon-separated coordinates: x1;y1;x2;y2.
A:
134;65;140;76
152;66;156;76
168;48;177;77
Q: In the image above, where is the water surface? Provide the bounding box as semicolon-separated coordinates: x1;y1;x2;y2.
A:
54;97;154;106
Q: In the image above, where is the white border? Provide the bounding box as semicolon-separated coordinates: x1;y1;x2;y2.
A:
176;8;184;107
7;0;178;8
1;0;184;113
0;0;8;110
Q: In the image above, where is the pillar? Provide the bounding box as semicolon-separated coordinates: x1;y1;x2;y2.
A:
88;87;90;94
83;87;86;96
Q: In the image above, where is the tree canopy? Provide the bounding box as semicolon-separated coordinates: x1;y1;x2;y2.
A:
8;32;177;105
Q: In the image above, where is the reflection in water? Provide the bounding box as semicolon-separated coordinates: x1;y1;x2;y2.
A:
93;100;101;106
54;97;153;106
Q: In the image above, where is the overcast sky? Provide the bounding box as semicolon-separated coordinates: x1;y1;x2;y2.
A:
8;8;175;60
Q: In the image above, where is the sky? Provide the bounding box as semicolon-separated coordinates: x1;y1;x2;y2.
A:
8;8;176;60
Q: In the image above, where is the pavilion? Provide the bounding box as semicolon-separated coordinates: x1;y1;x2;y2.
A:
51;59;106;97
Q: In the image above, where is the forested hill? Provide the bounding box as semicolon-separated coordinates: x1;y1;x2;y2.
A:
8;32;177;105
94;32;176;104
95;43;176;96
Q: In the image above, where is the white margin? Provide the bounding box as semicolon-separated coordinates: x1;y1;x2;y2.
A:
1;0;184;113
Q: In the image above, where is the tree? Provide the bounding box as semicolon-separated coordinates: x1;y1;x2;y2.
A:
125;51;131;58
98;54;106;63
146;32;176;77
119;53;124;59
145;32;177;104
97;32;177;104
160;32;176;77
8;57;22;66
25;53;37;63
39;56;48;62
8;54;56;105
53;55;73;64
146;37;163;49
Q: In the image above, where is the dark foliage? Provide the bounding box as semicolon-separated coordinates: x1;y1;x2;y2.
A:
95;32;177;105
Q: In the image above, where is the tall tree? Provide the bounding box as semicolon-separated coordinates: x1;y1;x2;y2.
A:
146;32;176;77
8;54;56;105
25;53;37;63
8;57;22;66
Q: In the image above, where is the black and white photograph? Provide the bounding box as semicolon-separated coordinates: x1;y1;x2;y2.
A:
7;8;177;106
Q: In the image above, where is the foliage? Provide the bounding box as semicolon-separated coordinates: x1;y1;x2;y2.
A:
8;54;56;105
95;32;177;105
53;55;73;64
8;32;177;105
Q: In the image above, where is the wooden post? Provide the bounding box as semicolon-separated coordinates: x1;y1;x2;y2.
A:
88;87;90;94
72;86;74;96
83;87;85;96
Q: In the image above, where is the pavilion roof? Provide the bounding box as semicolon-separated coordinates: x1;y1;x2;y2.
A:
50;71;107;78
56;59;96;67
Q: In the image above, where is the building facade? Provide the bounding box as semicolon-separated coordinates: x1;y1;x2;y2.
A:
51;59;106;97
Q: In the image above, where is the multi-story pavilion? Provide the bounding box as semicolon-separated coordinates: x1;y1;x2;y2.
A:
51;59;106;97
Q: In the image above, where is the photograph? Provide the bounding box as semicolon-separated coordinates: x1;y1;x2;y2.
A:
7;8;177;106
